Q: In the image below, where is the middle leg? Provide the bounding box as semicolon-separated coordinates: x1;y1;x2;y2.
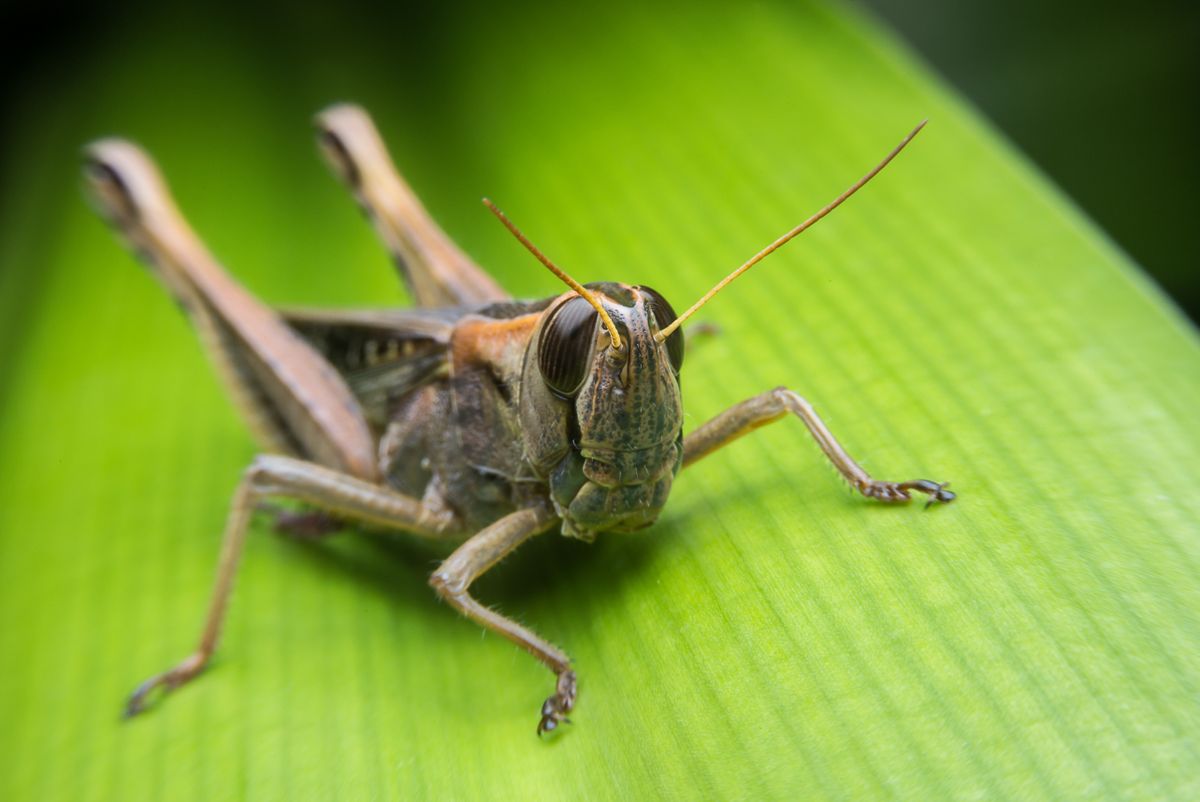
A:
125;455;460;716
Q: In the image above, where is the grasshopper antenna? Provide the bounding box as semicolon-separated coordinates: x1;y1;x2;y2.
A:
483;198;623;350
656;120;927;343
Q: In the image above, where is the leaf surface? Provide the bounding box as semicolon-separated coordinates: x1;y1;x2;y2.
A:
1;3;1198;799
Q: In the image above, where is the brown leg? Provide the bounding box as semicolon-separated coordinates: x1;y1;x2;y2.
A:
259;504;345;539
314;103;510;307
427;504;574;735
125;455;459;717
82;141;379;481
683;387;955;506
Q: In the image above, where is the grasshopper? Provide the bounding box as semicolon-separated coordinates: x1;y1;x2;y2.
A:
84;104;954;735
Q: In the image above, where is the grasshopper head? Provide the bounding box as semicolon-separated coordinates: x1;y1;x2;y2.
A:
527;283;685;541
499;121;931;538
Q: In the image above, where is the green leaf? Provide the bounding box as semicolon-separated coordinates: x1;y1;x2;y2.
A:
2;2;1198;800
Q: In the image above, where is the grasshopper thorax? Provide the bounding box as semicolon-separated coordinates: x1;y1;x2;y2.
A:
521;283;685;541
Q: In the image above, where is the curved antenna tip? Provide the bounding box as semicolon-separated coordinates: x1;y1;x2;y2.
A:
655;121;927;342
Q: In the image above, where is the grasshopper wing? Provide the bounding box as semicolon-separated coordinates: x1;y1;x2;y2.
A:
281;307;459;430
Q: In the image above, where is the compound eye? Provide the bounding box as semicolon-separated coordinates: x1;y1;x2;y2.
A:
538;295;600;398
636;285;684;372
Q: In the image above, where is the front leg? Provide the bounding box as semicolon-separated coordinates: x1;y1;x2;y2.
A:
683;387;955;506
428;504;576;735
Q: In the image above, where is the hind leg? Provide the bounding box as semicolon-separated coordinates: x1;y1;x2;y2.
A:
83;140;379;480
81;144;447;713
314;103;510;307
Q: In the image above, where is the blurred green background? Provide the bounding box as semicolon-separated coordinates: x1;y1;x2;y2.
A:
867;0;1200;321
1;1;1199;800
6;0;1198;321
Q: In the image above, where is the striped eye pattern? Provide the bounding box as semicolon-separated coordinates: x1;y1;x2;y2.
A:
538;295;600;398
636;285;684;373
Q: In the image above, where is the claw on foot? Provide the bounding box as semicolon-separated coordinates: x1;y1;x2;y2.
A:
537;670;577;737
124;653;207;718
865;479;955;507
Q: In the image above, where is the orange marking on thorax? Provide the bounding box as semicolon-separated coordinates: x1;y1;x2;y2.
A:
451;313;540;371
